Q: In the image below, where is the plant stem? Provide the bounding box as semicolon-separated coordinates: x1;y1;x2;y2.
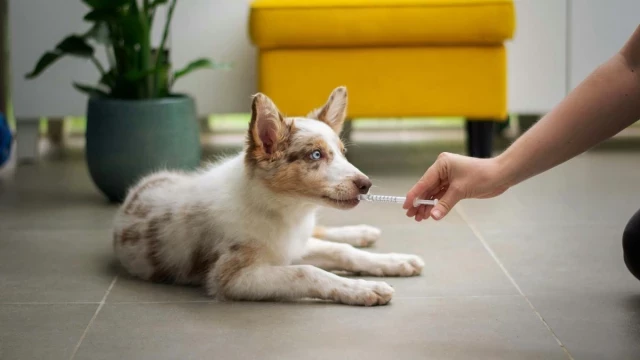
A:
138;0;152;98
154;0;177;97
91;56;107;77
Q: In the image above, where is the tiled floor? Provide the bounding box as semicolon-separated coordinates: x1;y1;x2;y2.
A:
1;136;640;360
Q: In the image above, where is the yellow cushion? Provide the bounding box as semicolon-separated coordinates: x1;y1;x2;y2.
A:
250;0;515;49
259;46;507;119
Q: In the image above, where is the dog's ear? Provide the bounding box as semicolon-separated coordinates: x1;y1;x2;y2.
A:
307;86;348;134
249;93;287;155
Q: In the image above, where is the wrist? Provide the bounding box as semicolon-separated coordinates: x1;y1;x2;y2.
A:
492;152;518;189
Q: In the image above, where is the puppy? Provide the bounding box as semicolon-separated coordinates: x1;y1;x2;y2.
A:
113;86;424;306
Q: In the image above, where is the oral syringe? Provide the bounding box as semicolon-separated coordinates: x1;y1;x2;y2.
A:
357;194;438;207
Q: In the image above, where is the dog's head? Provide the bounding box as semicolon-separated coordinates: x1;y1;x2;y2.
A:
245;86;371;209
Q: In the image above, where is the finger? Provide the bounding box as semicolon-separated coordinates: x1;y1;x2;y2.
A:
418;204;431;220
406;189;431;217
430;188;462;220
417;188;444;220
403;165;442;209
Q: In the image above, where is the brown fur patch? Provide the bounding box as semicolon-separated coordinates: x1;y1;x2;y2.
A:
229;244;241;252
146;212;174;283
179;203;209;230
244;95;298;170
329;289;339;301
255;135;337;197
312;226;327;239
189;244;220;280
216;244;258;294
285;137;333;164
124;177;174;216
121;225;142;245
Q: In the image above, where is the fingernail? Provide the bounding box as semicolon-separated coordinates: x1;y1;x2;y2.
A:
432;209;443;220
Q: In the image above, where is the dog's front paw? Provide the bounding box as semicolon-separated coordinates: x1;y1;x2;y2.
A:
330;225;381;247
332;279;394;306
368;253;425;277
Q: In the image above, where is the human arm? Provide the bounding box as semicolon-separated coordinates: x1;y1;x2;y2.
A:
404;25;640;221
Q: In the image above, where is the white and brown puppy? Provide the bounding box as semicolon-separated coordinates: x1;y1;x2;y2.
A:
112;86;424;306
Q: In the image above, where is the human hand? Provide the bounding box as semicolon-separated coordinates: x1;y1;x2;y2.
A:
403;153;509;221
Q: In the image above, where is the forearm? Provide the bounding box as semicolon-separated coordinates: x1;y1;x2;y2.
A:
497;25;640;187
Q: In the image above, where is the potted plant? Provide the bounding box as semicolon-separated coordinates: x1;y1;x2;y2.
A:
25;0;226;202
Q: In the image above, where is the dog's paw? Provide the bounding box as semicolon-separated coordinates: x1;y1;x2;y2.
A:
367;253;425;277
327;225;381;248
332;279;394;306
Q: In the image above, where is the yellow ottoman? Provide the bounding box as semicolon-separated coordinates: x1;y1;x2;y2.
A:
249;0;516;157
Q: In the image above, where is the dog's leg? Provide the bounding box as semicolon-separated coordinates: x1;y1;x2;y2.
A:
313;225;381;248
299;238;424;277
207;254;394;306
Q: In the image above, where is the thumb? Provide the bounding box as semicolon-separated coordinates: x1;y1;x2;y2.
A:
431;188;462;220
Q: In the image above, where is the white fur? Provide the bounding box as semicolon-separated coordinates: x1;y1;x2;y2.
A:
113;91;424;306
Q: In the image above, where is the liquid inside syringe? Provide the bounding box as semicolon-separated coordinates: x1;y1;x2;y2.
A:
358;194;438;207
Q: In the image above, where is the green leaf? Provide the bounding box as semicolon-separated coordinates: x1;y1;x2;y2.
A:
25;52;62;79
55;35;94;57
84;8;117;22
117;6;144;46
123;68;155;82
73;83;109;97
150;0;168;6
82;0;129;10
172;58;230;82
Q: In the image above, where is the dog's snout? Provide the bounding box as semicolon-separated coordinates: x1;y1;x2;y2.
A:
353;177;372;194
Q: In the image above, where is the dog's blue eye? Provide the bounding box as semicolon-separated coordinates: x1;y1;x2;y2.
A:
309;150;322;160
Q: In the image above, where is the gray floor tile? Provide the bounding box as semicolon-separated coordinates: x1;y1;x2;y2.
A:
529;292;640;360
3;138;640;359
461;153;640;230
462;223;639;296
359;223;518;297
75;297;567;360
0;304;96;360
0;230;116;303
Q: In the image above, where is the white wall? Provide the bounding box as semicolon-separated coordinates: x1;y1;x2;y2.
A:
9;0;640;119
10;0;100;118
170;0;256;116
506;0;567;114
9;0;255;119
569;0;640;90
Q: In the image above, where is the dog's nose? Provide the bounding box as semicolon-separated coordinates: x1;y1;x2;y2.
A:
353;177;372;194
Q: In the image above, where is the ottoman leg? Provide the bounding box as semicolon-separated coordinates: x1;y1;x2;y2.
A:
465;119;494;158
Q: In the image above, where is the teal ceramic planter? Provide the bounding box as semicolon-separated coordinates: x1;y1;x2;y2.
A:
86;95;201;202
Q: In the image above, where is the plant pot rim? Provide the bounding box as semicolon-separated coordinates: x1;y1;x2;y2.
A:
88;93;193;105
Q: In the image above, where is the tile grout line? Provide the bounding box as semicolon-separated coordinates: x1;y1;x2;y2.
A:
456;205;575;360
69;276;118;360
